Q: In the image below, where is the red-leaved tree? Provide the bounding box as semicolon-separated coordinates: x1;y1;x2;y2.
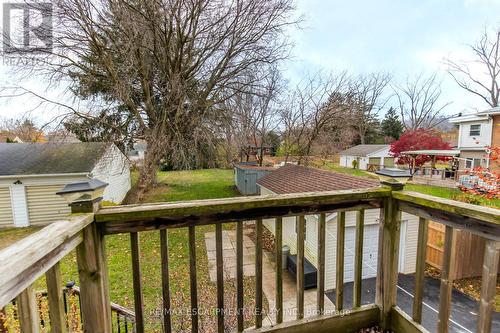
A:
390;128;452;167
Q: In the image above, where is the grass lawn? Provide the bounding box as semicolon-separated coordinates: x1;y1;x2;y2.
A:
404;183;500;209
310;160;378;179
0;226;41;250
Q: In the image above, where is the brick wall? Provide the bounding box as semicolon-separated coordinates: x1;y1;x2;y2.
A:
491;115;500;172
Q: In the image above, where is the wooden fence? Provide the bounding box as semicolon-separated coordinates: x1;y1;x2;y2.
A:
427;221;500;279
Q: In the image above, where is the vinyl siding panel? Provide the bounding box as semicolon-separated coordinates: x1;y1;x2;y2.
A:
401;212;419;274
26;185;71;226
91;145;131;203
0;187;13;227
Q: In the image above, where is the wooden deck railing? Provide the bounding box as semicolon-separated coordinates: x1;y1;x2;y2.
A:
0;184;499;333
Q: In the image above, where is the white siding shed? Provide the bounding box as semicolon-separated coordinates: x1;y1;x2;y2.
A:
0;142;131;228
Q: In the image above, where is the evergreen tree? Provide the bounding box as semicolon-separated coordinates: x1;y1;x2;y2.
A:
381;107;404;140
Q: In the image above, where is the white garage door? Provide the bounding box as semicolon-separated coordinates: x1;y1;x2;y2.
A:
343;224;379;282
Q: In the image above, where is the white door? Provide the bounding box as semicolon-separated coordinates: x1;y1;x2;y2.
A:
343;224;379;282
10;184;30;227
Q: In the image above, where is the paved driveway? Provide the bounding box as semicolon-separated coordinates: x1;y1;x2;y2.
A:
326;274;500;333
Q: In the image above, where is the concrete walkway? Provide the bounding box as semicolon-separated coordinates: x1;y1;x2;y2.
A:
205;227;336;325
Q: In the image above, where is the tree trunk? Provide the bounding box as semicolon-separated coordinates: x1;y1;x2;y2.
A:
124;136;162;204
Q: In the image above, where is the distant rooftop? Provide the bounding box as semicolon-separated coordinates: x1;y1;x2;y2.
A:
339;144;389;157
0;142;111;176
449;106;500;123
257;163;379;194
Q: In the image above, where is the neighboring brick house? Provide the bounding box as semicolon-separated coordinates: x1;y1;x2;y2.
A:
449;107;500;172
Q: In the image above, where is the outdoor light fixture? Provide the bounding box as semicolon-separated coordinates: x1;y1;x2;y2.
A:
56;178;108;213
375;168;412;189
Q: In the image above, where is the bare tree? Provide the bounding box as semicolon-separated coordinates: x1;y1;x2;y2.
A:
393;73;450;130
2;0;297;195
350;73;391;144
445;29;500;107
229;66;283;166
280;71;351;164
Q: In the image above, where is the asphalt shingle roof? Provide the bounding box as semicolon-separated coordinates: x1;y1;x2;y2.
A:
0;142;111;176
339;144;389;157
256;164;380;194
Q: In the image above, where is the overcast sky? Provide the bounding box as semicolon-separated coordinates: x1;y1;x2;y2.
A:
1;0;500;125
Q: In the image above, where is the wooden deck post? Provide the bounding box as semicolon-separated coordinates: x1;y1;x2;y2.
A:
16;285;40;333
437;226;457;333
376;180;403;330
45;263;68;333
74;200;112;333
477;240;500;333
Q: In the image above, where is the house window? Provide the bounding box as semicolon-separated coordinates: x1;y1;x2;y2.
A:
465;158;485;169
469;124;481;136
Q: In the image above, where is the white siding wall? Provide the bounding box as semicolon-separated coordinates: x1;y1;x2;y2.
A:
26;185;71;226
359;157;368;170
340;155;367;169
339;156;347;167
457;119;492;149
91;145;131;203
0;187;13;227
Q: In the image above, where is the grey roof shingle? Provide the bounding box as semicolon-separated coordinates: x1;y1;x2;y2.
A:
256;164;379;194
339;144;389;157
0;142;111;176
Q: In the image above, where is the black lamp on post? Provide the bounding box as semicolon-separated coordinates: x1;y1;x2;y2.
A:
56;179;108;213
375;168;412;191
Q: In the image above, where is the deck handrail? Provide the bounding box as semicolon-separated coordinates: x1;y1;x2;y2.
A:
94;187;390;233
393;190;500;240
0;214;94;308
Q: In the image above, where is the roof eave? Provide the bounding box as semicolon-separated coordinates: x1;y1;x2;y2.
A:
0;172;90;179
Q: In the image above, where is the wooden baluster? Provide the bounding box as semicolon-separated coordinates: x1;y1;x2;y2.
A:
130;232;144;333
255;219;263;328
275;217;283;324
45;263;67;333
413;217;428;323
236;222;244;332
317;213;326;314
296;215;305;320
160;229;172;333
188;226;199;333
16;285;40;333
353;210;364;308
477;240;500;333
336;211;345;311
437;226;457;333
215;224;224;333
376;196;401;330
